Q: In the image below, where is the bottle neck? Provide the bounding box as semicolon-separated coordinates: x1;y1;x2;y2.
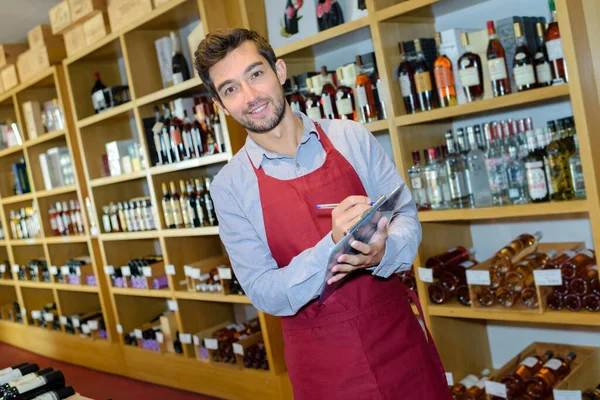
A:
551;10;558;23
516;35;527;47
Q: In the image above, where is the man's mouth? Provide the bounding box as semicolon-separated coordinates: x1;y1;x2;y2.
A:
248;103;268;115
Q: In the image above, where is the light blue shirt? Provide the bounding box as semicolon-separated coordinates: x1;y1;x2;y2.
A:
210;112;421;316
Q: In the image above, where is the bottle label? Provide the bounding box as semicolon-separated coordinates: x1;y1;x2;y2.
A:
546;39;564;61
434;66;454;89
448;170;468;200
458;374;479;389
410;177;423;190
171;128;183;146
163;202;174;226
474;377;489;389
514;64;536;86
459;260;477;269
92;90;106;111
488;58;508;81
336;97;354;116
414;71;432;94
459;67;481;87
322;95;334;117
424;169;444;206
399;74;413;97
544;158;555;195
290;101;301;113
485;157;502;191
14;375;45;394
30;390;60;400
536;63;552;83
525;162;548;199
356;85;369;108
417;267;433;283
521;356;539;368
544;358;563;370
306;106;322;120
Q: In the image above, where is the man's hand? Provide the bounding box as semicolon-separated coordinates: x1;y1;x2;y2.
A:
327;216;388;285
331;196;372;244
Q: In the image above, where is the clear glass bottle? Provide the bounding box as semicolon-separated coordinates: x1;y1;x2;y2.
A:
397;42;419;115
513;22;538;92
524;129;550;202
423;148;447;210
413;39;436;112
546;127;574;201
569;135;586;199
484;123;509;205
319;66;338;119
506;145;529;204
455;128;473;201
458;32;484;102
408;150;430;211
433;32;457;108
486;21;511;97
535;22;553;87
335;67;356;121
305;79;324;119
445;131;472;208
466;126;492;207
545;0;568;83
355;55;377;123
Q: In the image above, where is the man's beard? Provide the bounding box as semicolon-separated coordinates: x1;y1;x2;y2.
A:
236;93;287;134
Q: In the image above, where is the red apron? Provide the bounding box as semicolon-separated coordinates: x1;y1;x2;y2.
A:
248;123;451;400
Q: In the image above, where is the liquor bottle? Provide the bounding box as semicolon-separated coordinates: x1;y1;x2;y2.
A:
375;74;387;120
501;350;554;397
170;31;190;84
335;67;356;121
569;135;586;199
486;21;511;97
288;76;306;114
185;180;200;228
521;285;540;309
204;176;218;226
491;232;542;274
48;203;59;236
305;79;324;119
161;104;174;164
181;110;195;159
161;183;175;229
169;102;186;162
413;39;436;112
0;364;39;385
179;180;192;229
408;151;430;211
355;56;377;123
545;0;568;83
466;126;492;207
513;22;538;92
583;385;600;400
561;249;595;280
464;374;490;400
440;259;477;293
445;131;472;208
534;23;553;87
425;246;470;271
194;178;207;227
397;42;419;114
169;181;183;228
433;32;457;108
31;386;75;400
569;264;599;296
458;32;484;103
505;251;556;291
101;206;111;233
506;144;529;204
524;129;550;202
583;294;600;312
423;148;447;210
450;369;490;399
545;128;574;201
319;66;338;119
455;128;473;197
484;124;509;205
152;107;167;165
1;370;65;399
91;72;107;113
526;352;576;398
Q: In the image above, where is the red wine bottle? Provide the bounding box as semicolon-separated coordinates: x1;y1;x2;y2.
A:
0;364;39;386
31;386;75;400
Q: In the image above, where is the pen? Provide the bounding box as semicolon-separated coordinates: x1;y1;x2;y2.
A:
316;202;375;210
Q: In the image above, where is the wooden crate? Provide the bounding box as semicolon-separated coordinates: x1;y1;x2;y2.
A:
1;65;19;91
71;263;95;285
17;46;67;83
233;331;264;369
159;311;178;353
28;25;65;50
0;304;13;321
83;11;111;46
184;255;229;294
107;0;153;32
49;1;73;35
0;44;28;69
192;320;232;363
69;0;107;24
63;24;87;58
134;261;167;290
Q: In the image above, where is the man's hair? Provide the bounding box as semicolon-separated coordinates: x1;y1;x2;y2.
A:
194;28;277;102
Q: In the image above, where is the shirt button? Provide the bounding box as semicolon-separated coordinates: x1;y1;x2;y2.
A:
296;163;300;168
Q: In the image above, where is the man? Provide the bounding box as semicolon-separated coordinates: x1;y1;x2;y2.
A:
194;28;450;399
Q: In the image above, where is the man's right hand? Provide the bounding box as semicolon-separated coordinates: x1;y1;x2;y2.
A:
331;196;372;244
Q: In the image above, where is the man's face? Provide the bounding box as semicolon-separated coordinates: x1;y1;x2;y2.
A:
210;41;287;134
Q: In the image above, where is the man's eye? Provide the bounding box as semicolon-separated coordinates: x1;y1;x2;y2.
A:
252;71;263;79
224;87;236;95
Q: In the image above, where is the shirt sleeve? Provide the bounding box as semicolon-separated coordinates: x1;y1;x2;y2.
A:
211;182;335;316
357;125;422;278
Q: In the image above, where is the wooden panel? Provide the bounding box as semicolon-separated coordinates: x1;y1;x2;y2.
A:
91;177;150;226
113;294;168;332
177;298;234;355
102;238;160;269
57;291;101;316
46;242;89;270
11;244;45;266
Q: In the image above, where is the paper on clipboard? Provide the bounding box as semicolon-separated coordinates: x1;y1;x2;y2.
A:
319;184;404;304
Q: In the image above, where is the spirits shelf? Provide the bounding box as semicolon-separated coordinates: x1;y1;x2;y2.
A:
395;84;570;127
1;193;34;205
44;235;89;244
110;287;171;298
375;0;438;22
365;119;389;133
25;130;66;147
0;145;24;159
0;280;15;286
35;185;78;199
149;153;230;176
136;77;203;107
77;102;134;129
89;170;147;188
18;280;53;289
100;231;160;241
428;304;600;327
54;283;99;293
275;16;370;57
161;226;219;237
10;238;43;246
418;199;589;222
174;290;253;304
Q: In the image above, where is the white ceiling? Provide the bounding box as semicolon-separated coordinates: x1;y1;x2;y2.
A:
0;0;58;44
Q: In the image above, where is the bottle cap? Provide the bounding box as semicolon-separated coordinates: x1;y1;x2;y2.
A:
487;20;496;34
21;363;39;375
44;370;65;385
426;147;438;161
37;368;54;376
55;386;76;399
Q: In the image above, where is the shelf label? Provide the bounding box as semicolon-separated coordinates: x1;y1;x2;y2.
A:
49;266;58;275
533;270;563;286
156;332;164;343
81;324;91;334
104;265;115;275
217;267;232;280
191;268;201;280
116;324;123;334
166;264;176;275
167;300;178;311
72;318;80;328
121;266;131;277
26;239;35;244
183;265;192;277
62;237;69;243
204;338;218;350
484;381;507;398
59;316;68;325
0;265;5;273
445;372;454;386
12;265;19;273
31;310;42;320
43;313;54;322
142;266;153;277
466;270;491;286
193;335;200;346
553;390;582;400
233;343;244;356
180;333;192;344
134;329;143;339
32;265;39;274
88;320;99;330
61;266;70;276
417;267;433;283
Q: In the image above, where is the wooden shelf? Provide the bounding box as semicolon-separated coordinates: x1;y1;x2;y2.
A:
35;185;78;199
111;287;171;298
376;0;438;22
77;102;134;129
174;290;253;304
100;231;159;241
150;153;230;176
18;280;54;289
275;16;370;57
44;235;88;244
161;226;219;238
25;130;66;147
54;283;99;293
418;199;589;222
1;193;34;205
0;280;14;286
0;240;6;246
395;84;570;126
0;145;24;158
365;119;389;133
10;238;43;246
89;171;147;188
137;77;203;107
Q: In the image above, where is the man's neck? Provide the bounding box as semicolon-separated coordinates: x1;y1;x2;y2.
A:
248;106;304;158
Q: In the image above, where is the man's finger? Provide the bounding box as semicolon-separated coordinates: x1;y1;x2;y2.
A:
327;271;349;285
336;254;364;267
350;240;371;255
336;196;372;214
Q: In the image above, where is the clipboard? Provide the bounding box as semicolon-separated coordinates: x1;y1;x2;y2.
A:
319;184;404;304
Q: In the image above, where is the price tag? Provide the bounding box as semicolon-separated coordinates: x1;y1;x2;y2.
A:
88;320;99;330
75;267;81;276
417;267;433;283
142;266;152;277
59;316;68;325
134;329;143;339
26;239;35;245
484;381;507;398
121;266;131;276
12;265;19;273
0;264;5;273
183;266;192;276
191;268;201;280
233;343;244;356
167;300;178;311
32;265;39;274
116;324;123;334
166;264;176;275
104;265;115;275
43;313;54;322
533;270;563;286
445;372;454;386
156;332;164;343
217;267;232;280
81;324;91;334
61;266;70;276
72;318;80;328
553;390;582;400
466;270;491;285
49;266;58;275
193;335;200;346
180;333;192;344
204;338;218;350
31;310;42;320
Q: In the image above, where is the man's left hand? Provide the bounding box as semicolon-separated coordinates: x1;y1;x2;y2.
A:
327;217;388;285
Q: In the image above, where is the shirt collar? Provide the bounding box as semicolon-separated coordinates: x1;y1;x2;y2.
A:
245;111;321;169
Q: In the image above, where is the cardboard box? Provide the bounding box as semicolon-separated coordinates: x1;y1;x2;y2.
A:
107;0;153;32
49;1;73;35
69;0;106;23
28;25;65;50
0;44;28;69
63;24;87;57
83;11;111;46
1;65;19;91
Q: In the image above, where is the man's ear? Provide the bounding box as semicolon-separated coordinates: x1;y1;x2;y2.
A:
275;59;287;85
212;98;230;116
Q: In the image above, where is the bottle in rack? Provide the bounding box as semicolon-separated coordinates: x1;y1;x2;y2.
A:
561;249;595;280
204;176;218;226
526;352;576;398
463;372;491;400
484;124;509;206
334;67;356;121
450;369;490;399
457;32;484;103
170;31;190;84
486;21;511;97
425;246;470;271
546;126;574;201
397;42;419;114
534;22;553;87
160;104;174;164
179;180;192;229
2;370;65;399
169;181;183;228
524;129;550;203
505;250;557;292
413;39;436;112
288;76;306;114
455;128;474;200
466;126;492;207
319;66;338;119
408;150;430;211
305;79;324;119
444;131;472;208
91;72;107;114
569;135;586;199
422;148;447;210
433;32;457;108
491;232;543;274
545;0;568;83
513;22;538;92
501;350;554;397
355;55;377;123
194;178;207;226
169;102;186;162
161;182;175;229
0;364;39;386
569;263;599;296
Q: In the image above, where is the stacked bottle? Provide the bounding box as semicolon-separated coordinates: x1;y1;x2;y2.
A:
101;198;157;233
423;247;476;307
161;177;218;229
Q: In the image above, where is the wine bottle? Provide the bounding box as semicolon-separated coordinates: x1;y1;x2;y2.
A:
458;32;484;102
90;72;107;114
397;42;419;114
181;110;195;159
486;21;511;97
450;369;490;399
161;182;175;229
186;180;200;228
425;246;471;271
521;285;539;309
433;32;457;107
30;386;75;400
505;251;556;291
0;364;39;387
524;129;550;203
501;350;554;397
288;76;306;114
170;31;190;85
152;106;167;165
583;293;600;312
169;181;183;229
204;176;218;226
564;293;583;311
495;286;520;308
513;22;538;92
0;365;28;380
1;370;64;399
526;352;576;398
0;369;53;394
305;79;324;119
160;104;174;164
569;262;598;296
464;374;490;400
413;39;436;112
194;178;207;227
334;67;356;121
477;286;496;307
582;385;600;400
179;180;192;229
545;0;568;83
169;102;185;162
319;66;338;119
491;232;542;274
561;249;595;280
355;55;377;123
534;23;553;87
